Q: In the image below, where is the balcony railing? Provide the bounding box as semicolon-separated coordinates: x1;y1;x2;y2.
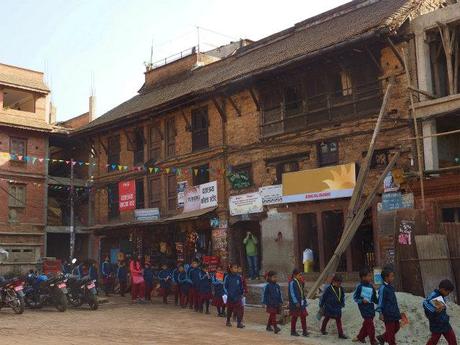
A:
261;80;383;137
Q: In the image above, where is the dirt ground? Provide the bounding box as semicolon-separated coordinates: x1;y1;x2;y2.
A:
0;296;343;345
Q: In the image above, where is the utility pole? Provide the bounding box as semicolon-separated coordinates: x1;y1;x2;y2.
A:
69;159;75;259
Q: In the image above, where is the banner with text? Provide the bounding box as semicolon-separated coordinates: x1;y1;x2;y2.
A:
184;181;218;212
119;180;136;211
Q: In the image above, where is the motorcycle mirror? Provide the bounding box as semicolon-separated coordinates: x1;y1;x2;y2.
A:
71;258;77;264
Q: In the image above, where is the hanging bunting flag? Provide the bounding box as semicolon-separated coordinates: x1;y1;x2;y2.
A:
194;169;199;176
149;167;153;173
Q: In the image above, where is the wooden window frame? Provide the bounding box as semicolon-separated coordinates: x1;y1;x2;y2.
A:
8;183;26;208
275;161;299;185
9;137;27;162
107;183;120;220
317;140;339;167
166;174;177;211
191;107;209;152
149;125;162;161
107;135;121;172
135;178;145;210
149;176;161;209
165;117;176;158
133;128;145;166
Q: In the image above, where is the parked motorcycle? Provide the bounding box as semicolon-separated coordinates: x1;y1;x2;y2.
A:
66;274;98;310
0;276;25;314
24;272;68;312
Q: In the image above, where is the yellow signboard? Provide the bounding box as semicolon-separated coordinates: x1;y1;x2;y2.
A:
282;163;356;203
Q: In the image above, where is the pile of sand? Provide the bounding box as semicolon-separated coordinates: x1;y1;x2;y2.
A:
248;292;460;344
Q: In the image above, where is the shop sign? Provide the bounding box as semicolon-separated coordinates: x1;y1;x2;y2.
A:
229;192;263;216
203;255;220;272
134;208;160;221
377;193;414;212
177;181;188;208
382;192;403;211
383;171;400;193
282;163;356;203
259;185;283;205
184;181;218;212
119;180;136;211
212;228;227;252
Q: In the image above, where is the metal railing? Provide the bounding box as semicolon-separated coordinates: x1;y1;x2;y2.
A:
151;46;197;69
261;80;383;137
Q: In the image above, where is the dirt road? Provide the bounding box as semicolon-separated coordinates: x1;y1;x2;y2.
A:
0;296;340;345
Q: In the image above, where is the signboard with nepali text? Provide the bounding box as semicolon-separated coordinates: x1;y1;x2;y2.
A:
229;192;263;216
184;181;218;212
282;163;356;203
259;184;283;205
119;180;136;211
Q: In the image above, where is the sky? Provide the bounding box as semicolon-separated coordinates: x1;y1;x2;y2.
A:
1;0;348;122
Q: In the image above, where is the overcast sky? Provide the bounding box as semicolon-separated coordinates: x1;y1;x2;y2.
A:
2;0;348;121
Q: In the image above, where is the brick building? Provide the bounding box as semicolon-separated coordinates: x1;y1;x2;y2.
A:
0;63;52;274
74;0;446;277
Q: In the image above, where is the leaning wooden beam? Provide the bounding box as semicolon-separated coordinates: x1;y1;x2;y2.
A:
307;151;401;299
386;37;406;70
180;108;192;131
437;22;455;95
249;88;260;111
123;128;135;151
212;98;227;122
403;49;425;209
365;47;384;75
408;86;436;99
98;137;108;155
307;83;393;298
227;95;242;117
151;118;164;140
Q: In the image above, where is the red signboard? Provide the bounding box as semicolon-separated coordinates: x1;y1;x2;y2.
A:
119;180;136;211
203;256;220;272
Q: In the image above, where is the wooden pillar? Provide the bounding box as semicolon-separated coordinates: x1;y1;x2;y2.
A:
345;207;353;273
317;211;325;271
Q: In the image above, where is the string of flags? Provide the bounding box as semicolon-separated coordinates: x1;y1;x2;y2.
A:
0;151;233;177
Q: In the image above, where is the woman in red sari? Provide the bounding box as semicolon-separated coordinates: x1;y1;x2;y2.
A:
130;255;145;302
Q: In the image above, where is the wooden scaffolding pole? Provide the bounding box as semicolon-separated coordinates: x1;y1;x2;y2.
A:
403;50;425;209
306;83;393;298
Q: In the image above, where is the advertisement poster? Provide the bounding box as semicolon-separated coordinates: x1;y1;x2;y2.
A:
184;186;201;212
118;180;136;211
184;181;218;212
229;192;263;216
177;181;188;208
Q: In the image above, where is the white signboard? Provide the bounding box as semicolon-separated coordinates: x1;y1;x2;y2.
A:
177;181;188;208
229;192;263;216
259;185;283;205
134;208;160;221
184;181;218;212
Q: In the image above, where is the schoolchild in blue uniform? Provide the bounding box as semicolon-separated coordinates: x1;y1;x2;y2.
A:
289;269;309;337
158;263;172;304
224;263;245;329
353;268;378;344
177;264;190;308
171;262;181;306
198;263;213;314
320;273;347;339
423;279;456;345
116;260;128;297
101;256;114;296
189;259;201;311
211;265;226;317
262;271;283;334
143;262;155;301
376;267;401;345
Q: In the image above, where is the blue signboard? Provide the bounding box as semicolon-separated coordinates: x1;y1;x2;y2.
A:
382;192;403;211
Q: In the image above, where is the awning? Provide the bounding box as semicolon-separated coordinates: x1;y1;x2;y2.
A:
89;207;217;236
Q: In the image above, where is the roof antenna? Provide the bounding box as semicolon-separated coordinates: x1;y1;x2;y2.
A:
196;26;200;53
144;39;154;71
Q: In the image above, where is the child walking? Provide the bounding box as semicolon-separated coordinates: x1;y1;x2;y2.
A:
188;259;201;311
262;271;283;334
376;267;401;345
289;269;309;337
143;262;155;301
423;279;457;345
177;264;190;308
320;273;347;339
353;268;378;344
116;260;128;297
224;263;245;329
212;265;226;317
198;263;213;314
158;263;172;304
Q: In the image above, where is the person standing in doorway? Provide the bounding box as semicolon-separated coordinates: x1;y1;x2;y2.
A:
243;231;259;280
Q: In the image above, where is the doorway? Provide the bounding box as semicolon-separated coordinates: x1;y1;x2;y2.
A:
297;213;320;272
322;210;347;272
230;221;261;278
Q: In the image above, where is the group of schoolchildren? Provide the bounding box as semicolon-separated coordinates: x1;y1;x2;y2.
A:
262;266;457;345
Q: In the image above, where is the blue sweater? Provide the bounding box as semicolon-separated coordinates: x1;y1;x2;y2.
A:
377;283;401;322
102;262;113;277
320;285;345;318
171;268;180;284
158;269;171;289
116;265;128;281
224;273;244;303
262;282;283;308
197;271;212;294
189;267;201;288
288;278;307;311
353;282;378;319
143;267;155;285
423;289;452;334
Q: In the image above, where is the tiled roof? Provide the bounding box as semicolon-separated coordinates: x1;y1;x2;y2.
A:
0;112;53;132
0;67;49;93
77;0;427;133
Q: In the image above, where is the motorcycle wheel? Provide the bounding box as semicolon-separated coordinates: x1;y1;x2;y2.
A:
54;291;67;312
11;295;25;314
88;294;98;311
67;293;83;307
